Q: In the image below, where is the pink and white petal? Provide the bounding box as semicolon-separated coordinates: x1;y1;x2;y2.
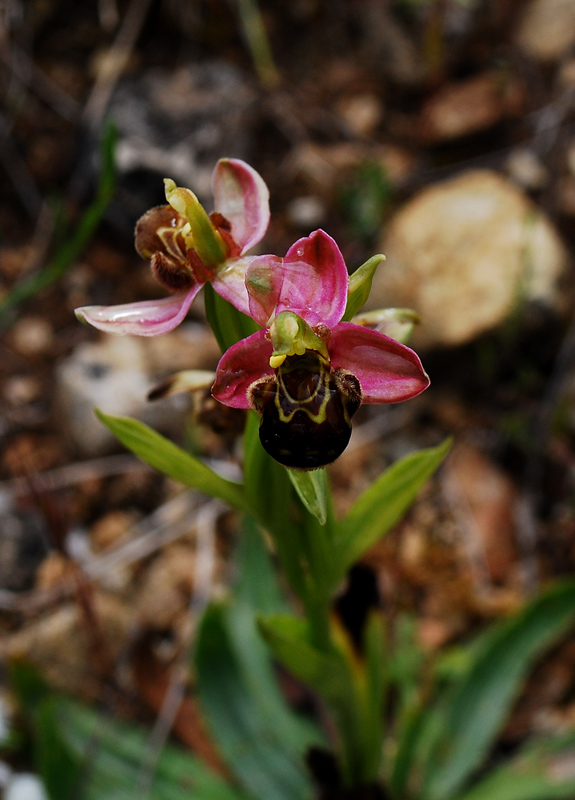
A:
329;322;430;403
74;285;201;337
212;159;270;254
211;329;273;409
211;256;257;316
279;230;348;326
245;254;284;326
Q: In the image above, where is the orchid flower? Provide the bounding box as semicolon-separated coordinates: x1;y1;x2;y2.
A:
75;159;269;336
212;229;430;470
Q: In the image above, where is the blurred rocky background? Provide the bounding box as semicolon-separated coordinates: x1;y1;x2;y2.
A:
3;0;575;790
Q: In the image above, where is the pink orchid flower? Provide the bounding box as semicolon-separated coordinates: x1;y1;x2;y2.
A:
75;159;270;336
212;229;430;470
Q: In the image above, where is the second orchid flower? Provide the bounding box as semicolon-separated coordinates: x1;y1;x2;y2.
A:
75;158;269;336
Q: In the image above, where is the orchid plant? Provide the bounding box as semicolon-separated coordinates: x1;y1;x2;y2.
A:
75;158;452;797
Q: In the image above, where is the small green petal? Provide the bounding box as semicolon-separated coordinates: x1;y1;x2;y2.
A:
269;311;328;366
343;253;385;321
164;178;226;267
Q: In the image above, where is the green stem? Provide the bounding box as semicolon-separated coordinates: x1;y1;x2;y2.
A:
235;0;280;88
304;584;332;653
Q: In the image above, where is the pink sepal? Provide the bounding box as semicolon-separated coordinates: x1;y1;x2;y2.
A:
211;330;273;409
245;255;284;326
276;230;349;327
74;285;201;336
211;256;257;317
280;230;348;327
245;230;350;328
212;159;270;254
329;322;430;403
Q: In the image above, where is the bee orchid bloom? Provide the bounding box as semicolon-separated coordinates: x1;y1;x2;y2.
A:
212;229;430;470
75;159;269;336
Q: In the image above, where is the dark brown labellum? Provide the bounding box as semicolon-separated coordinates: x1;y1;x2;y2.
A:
250;352;361;470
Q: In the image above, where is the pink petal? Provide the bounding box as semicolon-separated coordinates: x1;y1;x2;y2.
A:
211;329;273;409
212;256;256;317
212;159;270;254
245;254;284;326
74;285;202;336
329;322;430;403
279;230;349;326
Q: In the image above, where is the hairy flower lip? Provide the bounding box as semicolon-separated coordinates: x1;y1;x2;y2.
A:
74;159;270;337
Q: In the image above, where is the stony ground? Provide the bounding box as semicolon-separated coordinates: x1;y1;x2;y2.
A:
2;0;575;791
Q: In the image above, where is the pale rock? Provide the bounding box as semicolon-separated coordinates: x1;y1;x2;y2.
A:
90;509;139;551
335;93;383;138
0;762;11;788
144;322;220;374
290;141;416;193
370;170;569;348
9;316;54;357
558;58;575;88
55;335;190;456
506;148;548;191
286;196;326;229
5;774;48;800
445;444;517;584
515;0;575;61
135;542;196;629
2;593;131;697
3;376;41;406
419;71;524;143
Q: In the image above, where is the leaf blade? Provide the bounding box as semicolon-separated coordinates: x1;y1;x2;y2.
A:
96;410;250;514
287;468;328;526
342;254;385;321
196;604;316;800
334;438;451;580
423;580;575;800
34;694;250;800
456;732;575;800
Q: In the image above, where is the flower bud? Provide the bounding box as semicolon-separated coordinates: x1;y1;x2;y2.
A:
352;307;420;344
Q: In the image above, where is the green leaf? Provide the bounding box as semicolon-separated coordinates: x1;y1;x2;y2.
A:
34;694;250;800
456;732;575;800
196;604;317;800
342;254;386;322
259;612;385;785
227;519;322;758
258;613;348;701
334;439;452;582
423;580;575;800
204;282;259;352
358;611;387;780
96;411;250;514
287;468;328;526
195;521;320;800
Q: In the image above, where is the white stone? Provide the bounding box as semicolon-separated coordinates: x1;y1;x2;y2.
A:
286;196;326;228
369;170;568;348
515;0;575;61
55;335;189;455
5;774;48;800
